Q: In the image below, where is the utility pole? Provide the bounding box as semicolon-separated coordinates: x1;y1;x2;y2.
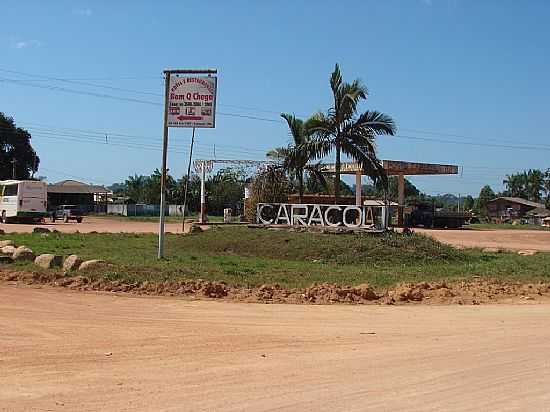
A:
11;159;16;179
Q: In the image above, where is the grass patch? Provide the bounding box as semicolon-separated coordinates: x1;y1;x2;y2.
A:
2;226;550;289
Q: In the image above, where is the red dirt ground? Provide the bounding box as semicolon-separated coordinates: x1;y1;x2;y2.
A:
1;284;549;411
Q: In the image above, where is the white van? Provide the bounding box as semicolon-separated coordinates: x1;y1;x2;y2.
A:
0;180;48;223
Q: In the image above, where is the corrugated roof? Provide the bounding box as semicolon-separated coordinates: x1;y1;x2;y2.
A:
48;180;111;194
525;207;550;217
487;197;545;209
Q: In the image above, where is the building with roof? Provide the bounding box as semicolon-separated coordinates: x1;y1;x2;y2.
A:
47;180;112;212
525;207;550;226
486;197;548;222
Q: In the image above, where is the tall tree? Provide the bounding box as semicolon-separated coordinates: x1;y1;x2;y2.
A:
125;174;148;203
526;169;544;202
503;169;545;202
475;185;496;217
206;168;246;216
297;64;396;201
503;172;527;198
0;113;39;180
462;195;475;211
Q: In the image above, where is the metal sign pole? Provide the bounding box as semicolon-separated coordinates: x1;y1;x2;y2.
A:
200;161;206;223
181;127;196;233
158;71;171;259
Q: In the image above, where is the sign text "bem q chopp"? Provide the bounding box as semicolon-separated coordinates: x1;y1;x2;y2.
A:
256;203;387;229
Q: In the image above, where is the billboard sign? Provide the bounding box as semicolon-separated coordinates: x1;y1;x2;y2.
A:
168;76;217;128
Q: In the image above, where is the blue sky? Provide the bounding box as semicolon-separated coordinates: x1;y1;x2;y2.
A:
1;0;549;196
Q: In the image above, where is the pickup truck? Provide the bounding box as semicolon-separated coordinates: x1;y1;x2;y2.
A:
51;205;84;223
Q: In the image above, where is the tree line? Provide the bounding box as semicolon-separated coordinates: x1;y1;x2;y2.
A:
109;168;247;216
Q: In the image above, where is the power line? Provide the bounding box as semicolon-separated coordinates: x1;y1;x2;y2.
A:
0;75;282;124
2;67;549;148
0;68;288;115
0;123;273;156
393;134;550;152
399;127;550;149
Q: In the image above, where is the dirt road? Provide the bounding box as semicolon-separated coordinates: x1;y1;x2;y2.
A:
1;285;549;411
0;216;192;234
415;228;550;251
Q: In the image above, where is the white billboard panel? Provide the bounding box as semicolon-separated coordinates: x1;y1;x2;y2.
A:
167;76;217;128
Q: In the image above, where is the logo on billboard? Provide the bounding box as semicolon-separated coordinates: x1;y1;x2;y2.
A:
167;76;217;128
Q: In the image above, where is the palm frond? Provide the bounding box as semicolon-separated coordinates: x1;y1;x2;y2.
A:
266;147;288;161
304;162;329;192
354;111;396;136
330;63;342;97
340;140;388;189
280;113;306;145
295;137;333;162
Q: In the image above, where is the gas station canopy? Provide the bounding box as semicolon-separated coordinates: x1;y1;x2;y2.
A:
321;160;459;226
321;160;459;176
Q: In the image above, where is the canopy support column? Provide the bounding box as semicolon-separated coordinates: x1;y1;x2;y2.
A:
398;173;405;227
355;170;362;206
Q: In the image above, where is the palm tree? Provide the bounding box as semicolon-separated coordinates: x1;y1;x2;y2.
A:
268;113;313;203
297;64;396;200
503;172;529;199
526;169;544;202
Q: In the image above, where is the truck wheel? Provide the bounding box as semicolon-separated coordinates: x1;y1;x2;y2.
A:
76;218;83;223
63;215;69;223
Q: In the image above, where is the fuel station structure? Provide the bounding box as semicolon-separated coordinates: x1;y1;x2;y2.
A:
321;160;459;225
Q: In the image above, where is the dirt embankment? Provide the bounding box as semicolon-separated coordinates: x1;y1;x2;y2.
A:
2;269;549;305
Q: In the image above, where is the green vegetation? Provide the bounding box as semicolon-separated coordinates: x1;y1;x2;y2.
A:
110;168;247;216
2;227;550;289
0;112;39;180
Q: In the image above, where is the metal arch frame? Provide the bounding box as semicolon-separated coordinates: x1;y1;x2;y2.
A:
193;159;277;223
193;159;276;173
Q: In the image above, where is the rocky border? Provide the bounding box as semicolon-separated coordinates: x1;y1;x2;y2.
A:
1;268;549;305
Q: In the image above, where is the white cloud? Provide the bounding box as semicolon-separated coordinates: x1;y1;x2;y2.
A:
13;40;41;49
74;8;92;16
